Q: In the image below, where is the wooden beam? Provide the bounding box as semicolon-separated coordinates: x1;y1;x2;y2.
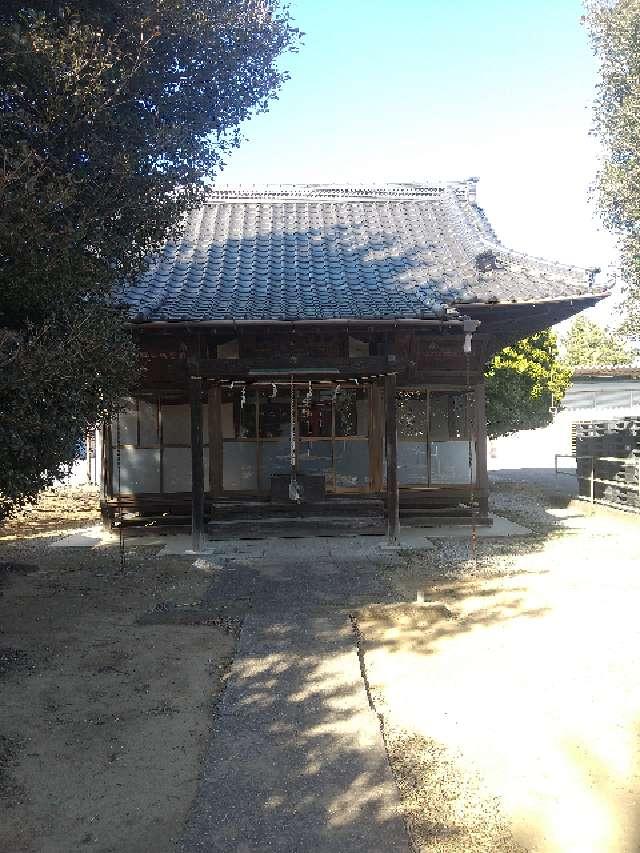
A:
141;356;492;387
474;380;489;516
141;356;399;387
208;384;223;497
385;373;400;544
190;376;205;551
195;356;394;378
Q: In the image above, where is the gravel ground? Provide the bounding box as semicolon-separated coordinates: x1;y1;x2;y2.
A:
6;481;640;853
383;724;524;853
358;481;640;853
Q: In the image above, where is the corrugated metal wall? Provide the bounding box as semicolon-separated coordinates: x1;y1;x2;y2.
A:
563;381;640;413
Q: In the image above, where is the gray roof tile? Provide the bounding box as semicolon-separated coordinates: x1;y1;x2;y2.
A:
120;182;605;322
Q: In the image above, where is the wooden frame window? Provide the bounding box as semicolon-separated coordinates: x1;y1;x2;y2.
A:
221;383;371;494
397;387;476;487
110;395;208;495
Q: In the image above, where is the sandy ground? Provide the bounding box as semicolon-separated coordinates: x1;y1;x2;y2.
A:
6;481;640;853
357;483;640;853
0;486;104;542
0;490;236;853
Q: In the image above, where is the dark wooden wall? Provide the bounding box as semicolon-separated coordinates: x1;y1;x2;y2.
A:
133;324;489;391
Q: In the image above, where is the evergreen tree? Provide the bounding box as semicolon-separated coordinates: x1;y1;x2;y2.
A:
560;316;634;367
485;331;572;437
0;1;299;518
586;1;640;339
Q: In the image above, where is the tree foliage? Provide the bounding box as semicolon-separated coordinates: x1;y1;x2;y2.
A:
485;331;572;438
559;315;634;367
0;306;136;520
587;0;640;338
0;1;299;517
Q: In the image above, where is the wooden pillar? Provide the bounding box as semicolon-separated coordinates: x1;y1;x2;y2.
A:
385;372;400;544
190;376;205;551
369;380;385;492
86;433;92;483
208;383;223;497
474;380;489;517
104;419;113;499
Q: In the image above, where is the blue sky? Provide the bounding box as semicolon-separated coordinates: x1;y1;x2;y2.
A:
220;0;617;319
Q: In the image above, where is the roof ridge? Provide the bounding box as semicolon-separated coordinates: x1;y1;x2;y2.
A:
205;180;479;202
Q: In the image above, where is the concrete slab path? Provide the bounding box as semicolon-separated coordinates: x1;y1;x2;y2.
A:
157;531;434;558
49;515;529;554
155;515;528;558
169;553;412;852
49;524;119;547
180;608;410;853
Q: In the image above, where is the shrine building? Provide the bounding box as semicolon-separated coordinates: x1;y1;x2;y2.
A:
100;181;606;543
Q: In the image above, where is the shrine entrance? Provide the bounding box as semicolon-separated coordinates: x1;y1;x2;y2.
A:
221;381;371;495
103;376;483;542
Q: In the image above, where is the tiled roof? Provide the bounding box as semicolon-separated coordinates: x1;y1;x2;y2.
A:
121;181;606;323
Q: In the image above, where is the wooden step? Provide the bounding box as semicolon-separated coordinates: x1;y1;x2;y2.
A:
403;515;492;528
399;505;475;518
207;515;384;539
210;499;383;520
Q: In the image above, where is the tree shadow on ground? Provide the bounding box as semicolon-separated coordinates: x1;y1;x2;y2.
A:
0;475;601;853
356;591;549;657
179;605;411;852
178;520;560;853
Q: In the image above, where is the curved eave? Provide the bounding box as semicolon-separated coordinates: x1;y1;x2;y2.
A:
451;291;610;309
125;290;610;329
461;292;611;351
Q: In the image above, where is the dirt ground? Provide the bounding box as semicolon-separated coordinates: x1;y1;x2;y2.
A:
357;483;640;853
5;482;640;853
0;486;104;542
0;490;236;853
